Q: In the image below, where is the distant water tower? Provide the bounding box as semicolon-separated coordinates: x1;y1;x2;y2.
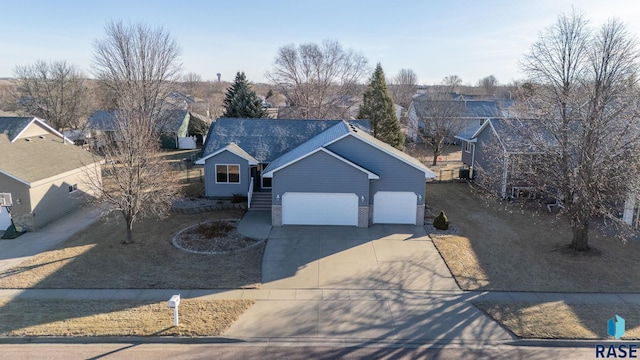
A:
216;73;221;82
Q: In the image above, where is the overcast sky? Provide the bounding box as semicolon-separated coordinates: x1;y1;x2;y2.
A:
2;0;639;85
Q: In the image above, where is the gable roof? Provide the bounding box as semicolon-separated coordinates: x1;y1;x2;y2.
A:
87;108;194;133
195;142;258;165
264;147;379;179
456;118;556;153
0;120;100;185
0;116;69;143
263;120;436;179
411;95;512;119
199;118;370;163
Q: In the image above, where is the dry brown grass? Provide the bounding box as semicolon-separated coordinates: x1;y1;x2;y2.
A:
475;301;640;339
406;145;463;181
428;182;640;292
0;210;264;289
0;298;253;337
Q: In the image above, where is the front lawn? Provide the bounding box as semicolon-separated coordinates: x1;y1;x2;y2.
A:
428;182;640;292
0;210;264;289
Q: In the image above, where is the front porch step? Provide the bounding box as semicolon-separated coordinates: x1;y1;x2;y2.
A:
249;192;272;211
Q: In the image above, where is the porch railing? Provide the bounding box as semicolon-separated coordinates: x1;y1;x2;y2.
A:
248;177;254;209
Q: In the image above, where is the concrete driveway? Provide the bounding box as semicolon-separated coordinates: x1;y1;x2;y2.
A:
226;221;514;344
262;224;459;291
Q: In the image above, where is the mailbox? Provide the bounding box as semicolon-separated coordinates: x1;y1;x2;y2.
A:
168;294;180;308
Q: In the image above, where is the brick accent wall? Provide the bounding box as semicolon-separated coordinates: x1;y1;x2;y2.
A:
416;204;425;226
358;206;369;228
272;205;282;226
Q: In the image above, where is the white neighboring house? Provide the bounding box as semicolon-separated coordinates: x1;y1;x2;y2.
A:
0;116;102;231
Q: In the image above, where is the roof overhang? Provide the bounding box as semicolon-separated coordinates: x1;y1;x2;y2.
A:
263;147;379;180
195;144;258;165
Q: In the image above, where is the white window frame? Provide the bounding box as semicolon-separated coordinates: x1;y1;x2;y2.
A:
68;184;78;193
464;141;472;153
0;193;12;206
215;164;241;184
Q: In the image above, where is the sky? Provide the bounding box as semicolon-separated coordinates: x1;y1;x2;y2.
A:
1;0;640;86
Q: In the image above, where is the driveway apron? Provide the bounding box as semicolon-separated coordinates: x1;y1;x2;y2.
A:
226;224;514;344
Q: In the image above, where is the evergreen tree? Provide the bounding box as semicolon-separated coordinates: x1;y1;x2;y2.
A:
358;63;405;149
222;72;268;118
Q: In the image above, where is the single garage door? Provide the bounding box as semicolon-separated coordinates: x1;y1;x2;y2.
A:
282;192;358;226
373;191;417;224
0;207;11;231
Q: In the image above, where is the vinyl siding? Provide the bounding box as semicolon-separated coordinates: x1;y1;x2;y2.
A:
327;135;426;204
203;150;250;197
271;151;369;205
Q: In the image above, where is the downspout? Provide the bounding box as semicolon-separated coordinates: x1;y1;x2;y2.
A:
470;143;476;179
501;153;509;198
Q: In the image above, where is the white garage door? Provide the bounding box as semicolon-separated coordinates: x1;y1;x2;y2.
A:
373;191;417;224
282;192;358;226
0;207;11;231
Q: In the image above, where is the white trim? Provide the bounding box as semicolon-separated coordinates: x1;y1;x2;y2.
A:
11;117;73;144
324;132;437;179
262;147;379;179
0;170;30;186
214;164;241;184
195;144;258;165
68;183;78;193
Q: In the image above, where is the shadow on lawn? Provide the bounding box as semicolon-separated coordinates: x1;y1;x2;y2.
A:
427;182;640;339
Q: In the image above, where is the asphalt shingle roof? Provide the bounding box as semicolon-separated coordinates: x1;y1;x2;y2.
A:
0;117;36;142
201;118;370;163
412;95;512;119
0;122;100;184
86;109;191;133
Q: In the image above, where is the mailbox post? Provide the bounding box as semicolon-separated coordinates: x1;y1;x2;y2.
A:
168;294;181;326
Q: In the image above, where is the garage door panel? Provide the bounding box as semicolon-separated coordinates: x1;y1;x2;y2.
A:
0;207;11;231
373;191;417;224
282;192;358;226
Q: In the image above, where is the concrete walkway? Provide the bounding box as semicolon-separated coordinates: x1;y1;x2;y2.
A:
0;207;635;346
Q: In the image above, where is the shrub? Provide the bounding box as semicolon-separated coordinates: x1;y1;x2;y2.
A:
231;194;247;203
193;220;234;238
433;210;449;230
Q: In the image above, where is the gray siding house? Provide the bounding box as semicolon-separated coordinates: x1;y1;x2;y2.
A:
197;118;436;227
455;118;550;199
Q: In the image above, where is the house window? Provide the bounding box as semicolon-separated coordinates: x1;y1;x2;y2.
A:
464;141;471;153
69;184;78;193
216;164;240;183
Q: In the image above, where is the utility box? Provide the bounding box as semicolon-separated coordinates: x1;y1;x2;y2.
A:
168;294;180;308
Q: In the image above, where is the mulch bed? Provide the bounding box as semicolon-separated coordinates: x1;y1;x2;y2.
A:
173;220;262;254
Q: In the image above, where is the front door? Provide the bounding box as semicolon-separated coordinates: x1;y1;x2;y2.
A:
260;164;272;189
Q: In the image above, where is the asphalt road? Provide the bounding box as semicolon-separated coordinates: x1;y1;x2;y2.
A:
0;343;599;359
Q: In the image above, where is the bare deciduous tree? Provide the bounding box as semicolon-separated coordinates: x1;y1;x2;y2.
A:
90;20;182;244
388;68;418;109
442;75;463;91
182;72;203;94
515;11;640;251
267;39;369;119
13;60;89;131
477;75;498;96
410;92;465;166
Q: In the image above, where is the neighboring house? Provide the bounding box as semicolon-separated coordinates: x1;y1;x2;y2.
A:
196;118;436;227
407;94;513;143
86;109;211;149
455;118;548;199
0;116;102;231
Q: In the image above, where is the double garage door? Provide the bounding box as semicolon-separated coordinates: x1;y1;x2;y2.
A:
281;191;417;226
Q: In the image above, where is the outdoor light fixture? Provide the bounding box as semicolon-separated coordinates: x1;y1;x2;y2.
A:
360;196;365;203
418;195;422;201
276;194;280;201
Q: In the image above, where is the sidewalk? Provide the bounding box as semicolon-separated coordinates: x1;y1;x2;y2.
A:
0;203;110;273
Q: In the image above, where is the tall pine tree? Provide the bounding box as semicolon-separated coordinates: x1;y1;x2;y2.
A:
358;63;405;150
222;72;268;118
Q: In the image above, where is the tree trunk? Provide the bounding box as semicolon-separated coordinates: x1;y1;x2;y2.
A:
123;214;134;244
432;152;438;166
570;217;589;251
